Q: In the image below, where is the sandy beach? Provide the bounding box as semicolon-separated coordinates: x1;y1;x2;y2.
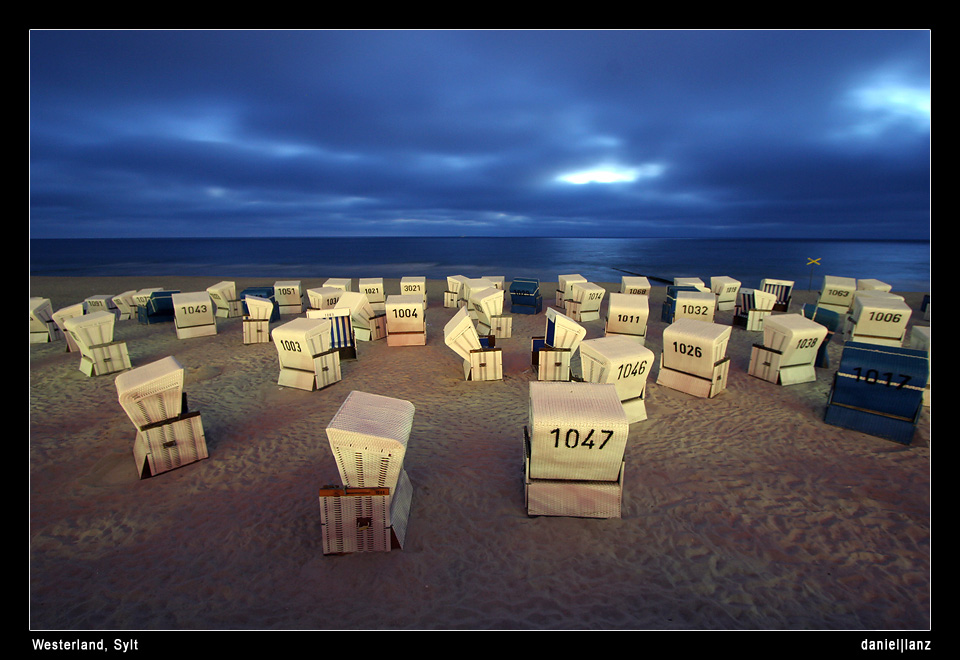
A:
28;276;931;631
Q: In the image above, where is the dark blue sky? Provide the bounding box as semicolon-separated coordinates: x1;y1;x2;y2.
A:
29;30;931;240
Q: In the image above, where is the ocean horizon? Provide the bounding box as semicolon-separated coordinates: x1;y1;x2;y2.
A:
29;236;931;293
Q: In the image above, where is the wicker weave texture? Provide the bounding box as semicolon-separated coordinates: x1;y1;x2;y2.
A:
133;414;207;478
116;356;184;428
63;311;115;349
528;382;628;481
444;307;482;361
326;391;415;490
544;307;586;351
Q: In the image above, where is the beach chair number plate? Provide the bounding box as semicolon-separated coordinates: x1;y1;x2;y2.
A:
680;304;710;316
847;369;912;389
616;360;648;380
392;308;419;318
550;428;615;450
672;342;703;358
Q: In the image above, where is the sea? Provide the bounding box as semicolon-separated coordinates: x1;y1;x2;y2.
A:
28;237;931;293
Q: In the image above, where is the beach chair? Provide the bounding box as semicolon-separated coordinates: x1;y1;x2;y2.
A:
524;382;629;518
206;281;242;319
471;286;511;337
444;275;468;308
845;296;911;347
748;313;828;385
400;276;427;306
459;278;496;316
318;471;413;554
760;278;794;312
137;290;179;325
604;292;649;344
325;390;415;492
242;295;275;345
674;277;705;288
274;280;304;315
801;303;844;368
565;281;606;322
661;284;704;323
239;287;279;322
577;335;656;423
733;288;778;331
443;306;502;381
556;274;587;308
656;318;731;398
824;341;928;445
385;294;426;346
172;291;217;339
531;307;587;381
273;317;341;391
817;276;857;315
509;278;543;315
358;278;386;313
112;290;138;321
131;288;161;321
306;307;358;359
673;290;716;323
84;294;120;319
710;276;740;311
29;297;61;343
620;276;651;296
62;311;131;377
323;278;352;293
335;291;387;342
52;302;86;352
858;279;893;293
482;275;505;290
115;356;208;479
307;286;344;311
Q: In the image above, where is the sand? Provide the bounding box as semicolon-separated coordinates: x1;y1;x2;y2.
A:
28;276;931;631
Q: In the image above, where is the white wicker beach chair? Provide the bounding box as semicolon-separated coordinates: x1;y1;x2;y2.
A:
84;294;120;318
846;296;911;346
306;307;357;359
385;294;426;346
565;281;606;322
556;274;587;307
132;288;163;310
604;292;649;344
578;335;656;423
172;291;217;339
62;311;131;376
657;318;732;398
817;276;857;314
323;278;352;292
112;290;138;321
400;276;427;305
760;278;794;312
358;278;386;313
733;288;778;331
527;381;629;483
470;286;509;337
748;313;828;385
206;281;241;318
620;276;651;296
29;297;61;343
459;278;496;314
52;302;86;352
115;355;185;429
274;280;304;315
336;291;386;342
443;306;502;381
325;390;416;492
710;276;741;311
305;287;340;311
673;290;716;323
241;295;275;344
857;279;893;293
116;355;206;478
273;317;341;390
444;275;468;308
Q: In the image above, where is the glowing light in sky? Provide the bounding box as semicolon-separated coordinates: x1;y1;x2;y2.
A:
556;163;664;185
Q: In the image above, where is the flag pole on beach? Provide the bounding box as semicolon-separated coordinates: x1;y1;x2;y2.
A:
807;257;821;291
